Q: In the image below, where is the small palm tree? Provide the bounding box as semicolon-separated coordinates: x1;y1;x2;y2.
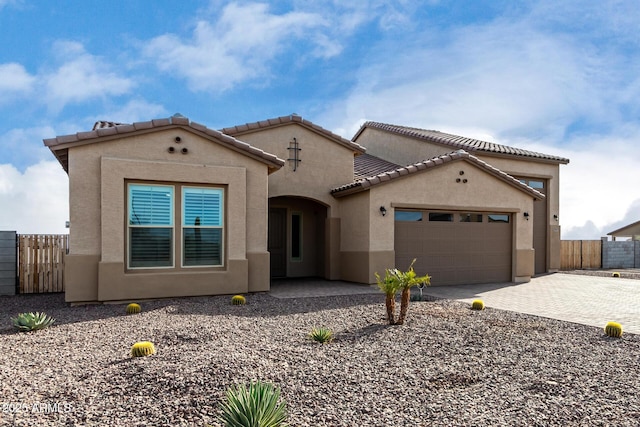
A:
375;259;431;325
375;269;402;325
396;260;430;325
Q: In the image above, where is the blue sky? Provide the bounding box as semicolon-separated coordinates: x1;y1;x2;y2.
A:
1;0;639;238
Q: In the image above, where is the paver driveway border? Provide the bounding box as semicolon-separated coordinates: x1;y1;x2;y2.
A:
422;272;640;334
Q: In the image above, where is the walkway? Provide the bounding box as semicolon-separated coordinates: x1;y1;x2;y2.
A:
270;273;640;334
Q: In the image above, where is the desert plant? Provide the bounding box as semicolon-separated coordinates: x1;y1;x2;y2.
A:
218;381;288;427
612;272;621;278
231;295;246;305
471;299;485;310
604;321;623;338
131;341;156;357
11;312;55;332
396;260;431;325
309;327;333;344
375;269;402;325
375;259;430;325
126;303;141;314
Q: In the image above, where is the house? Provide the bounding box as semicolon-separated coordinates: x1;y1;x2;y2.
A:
607;220;640;241
45;114;569;303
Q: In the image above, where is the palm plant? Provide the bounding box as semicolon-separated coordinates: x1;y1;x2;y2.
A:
375;259;431;325
375;269;402;325
396;259;431;325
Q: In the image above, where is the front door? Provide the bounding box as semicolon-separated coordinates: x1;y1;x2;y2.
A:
268;208;287;277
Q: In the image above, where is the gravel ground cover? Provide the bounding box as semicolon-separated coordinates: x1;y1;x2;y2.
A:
1;292;639;427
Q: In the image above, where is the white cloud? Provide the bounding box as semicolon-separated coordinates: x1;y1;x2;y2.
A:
94;99;167;125
142;2;328;92
0;63;35;96
44;41;134;112
0;126;57;170
0;161;68;234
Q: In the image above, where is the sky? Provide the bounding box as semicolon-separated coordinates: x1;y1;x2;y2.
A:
0;0;639;239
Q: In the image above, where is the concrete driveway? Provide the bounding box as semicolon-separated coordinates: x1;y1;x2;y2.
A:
423;272;640;334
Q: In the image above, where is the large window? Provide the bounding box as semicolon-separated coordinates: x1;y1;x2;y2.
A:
128;184;174;268
127;183;224;269
182;187;223;266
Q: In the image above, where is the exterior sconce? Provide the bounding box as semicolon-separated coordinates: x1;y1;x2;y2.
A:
524;212;530;220
553;214;559;221
379;206;387;216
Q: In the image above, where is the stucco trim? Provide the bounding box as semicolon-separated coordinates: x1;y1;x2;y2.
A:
44;115;285;173
331;150;546;200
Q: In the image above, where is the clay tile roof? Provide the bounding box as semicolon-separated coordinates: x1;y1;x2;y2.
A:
354;153;401;180
44;116;285;173
221;114;366;154
331;149;546;199
354;122;569;164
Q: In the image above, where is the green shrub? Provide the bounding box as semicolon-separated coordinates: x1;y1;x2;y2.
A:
218;381;288;427
231;295;246;305
604;321;623;338
11;312;55;332
126;303;141;314
612;272;621;278
471;299;485;310
131;341;156;357
309;327;333;344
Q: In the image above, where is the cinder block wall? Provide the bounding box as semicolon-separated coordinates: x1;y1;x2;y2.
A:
602;240;637;269
0;231;17;296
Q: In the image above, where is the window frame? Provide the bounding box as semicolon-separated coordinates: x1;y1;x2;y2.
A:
181;186;225;268
127;183;175;270
126;182;226;271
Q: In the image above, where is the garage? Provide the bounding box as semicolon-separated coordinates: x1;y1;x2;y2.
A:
394;210;512;285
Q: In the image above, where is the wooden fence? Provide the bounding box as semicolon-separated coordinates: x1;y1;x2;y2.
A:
560;240;602;270
18;234;67;293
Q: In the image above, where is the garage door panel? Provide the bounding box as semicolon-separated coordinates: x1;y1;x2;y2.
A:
395;210;512;285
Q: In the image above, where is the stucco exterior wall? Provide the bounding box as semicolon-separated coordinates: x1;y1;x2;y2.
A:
64;128;271;302
337;159;535;284
231;124;355;216
355;127;444;166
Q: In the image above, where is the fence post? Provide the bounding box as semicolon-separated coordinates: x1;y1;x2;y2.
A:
0;231;17;295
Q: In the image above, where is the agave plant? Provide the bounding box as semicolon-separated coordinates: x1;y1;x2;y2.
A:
11;312;55;332
218;381;288;427
309;327;333;344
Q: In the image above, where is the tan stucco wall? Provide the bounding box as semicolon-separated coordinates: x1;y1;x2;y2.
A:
338;159;535;283
355;127;564;273
231;124;355;217
65;127;271;302
355;127;446;167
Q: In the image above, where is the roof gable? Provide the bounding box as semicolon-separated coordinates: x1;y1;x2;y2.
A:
608;219;640;237
221;114;366;154
331;149;546;199
354;122;569;164
44;116;285;174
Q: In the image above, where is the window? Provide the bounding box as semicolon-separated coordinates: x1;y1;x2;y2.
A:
291;212;302;261
128;184;174;268
183;187;224;267
460;213;483;222
127;183;224;269
395;210;423;221
488;214;510;223
429;212;453;222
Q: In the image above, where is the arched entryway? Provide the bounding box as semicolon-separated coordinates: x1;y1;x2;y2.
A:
268;196;328;279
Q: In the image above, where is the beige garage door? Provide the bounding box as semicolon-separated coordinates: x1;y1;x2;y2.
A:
395;210;512;286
